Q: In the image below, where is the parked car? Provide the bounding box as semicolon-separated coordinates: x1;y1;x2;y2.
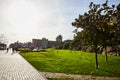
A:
0;43;6;50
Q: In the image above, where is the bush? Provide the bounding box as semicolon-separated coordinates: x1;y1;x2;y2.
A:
63;42;70;49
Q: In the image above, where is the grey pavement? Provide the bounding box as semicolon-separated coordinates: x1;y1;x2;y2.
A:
0;49;47;80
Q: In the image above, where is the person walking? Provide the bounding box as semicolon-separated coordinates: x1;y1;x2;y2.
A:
6;47;9;53
11;47;15;55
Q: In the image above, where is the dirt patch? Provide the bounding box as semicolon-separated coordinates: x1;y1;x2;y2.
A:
40;72;120;80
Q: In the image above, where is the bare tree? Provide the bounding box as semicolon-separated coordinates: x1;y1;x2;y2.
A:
0;34;7;44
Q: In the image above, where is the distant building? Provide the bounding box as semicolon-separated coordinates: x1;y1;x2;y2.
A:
9;35;63;50
32;38;56;49
32;39;42;49
48;41;56;48
41;38;48;48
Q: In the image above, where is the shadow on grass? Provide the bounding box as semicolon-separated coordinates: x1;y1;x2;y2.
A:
110;61;120;64
99;68;119;75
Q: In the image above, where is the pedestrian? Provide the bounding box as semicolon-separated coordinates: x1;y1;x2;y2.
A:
6;47;9;53
12;47;14;53
11;48;14;55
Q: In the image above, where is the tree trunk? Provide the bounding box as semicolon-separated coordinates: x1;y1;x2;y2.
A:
100;46;103;54
95;52;98;69
116;47;119;56
57;49;58;53
105;46;108;62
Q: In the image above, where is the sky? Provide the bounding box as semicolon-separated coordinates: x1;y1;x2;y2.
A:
0;0;120;44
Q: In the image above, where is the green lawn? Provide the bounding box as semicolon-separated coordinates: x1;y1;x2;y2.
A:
20;49;120;77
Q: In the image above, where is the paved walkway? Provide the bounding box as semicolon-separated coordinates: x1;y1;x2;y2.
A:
0;49;47;80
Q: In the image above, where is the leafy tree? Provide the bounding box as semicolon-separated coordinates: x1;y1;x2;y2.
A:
72;0;120;68
63;42;70;49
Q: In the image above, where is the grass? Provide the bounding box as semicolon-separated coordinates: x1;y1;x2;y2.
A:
20;49;120;77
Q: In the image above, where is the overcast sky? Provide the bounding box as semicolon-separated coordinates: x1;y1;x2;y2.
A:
0;0;119;44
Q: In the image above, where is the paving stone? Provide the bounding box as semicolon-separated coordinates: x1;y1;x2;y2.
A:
0;50;47;80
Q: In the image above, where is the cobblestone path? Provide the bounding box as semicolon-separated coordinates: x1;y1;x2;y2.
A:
0;50;46;80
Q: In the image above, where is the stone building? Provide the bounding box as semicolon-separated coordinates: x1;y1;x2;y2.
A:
32;39;41;49
32;38;56;49
48;41;56;48
41;38;48;49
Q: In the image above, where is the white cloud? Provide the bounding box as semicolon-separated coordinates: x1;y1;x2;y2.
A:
0;0;76;44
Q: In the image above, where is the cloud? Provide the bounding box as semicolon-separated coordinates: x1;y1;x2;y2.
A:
1;0;118;44
0;0;71;43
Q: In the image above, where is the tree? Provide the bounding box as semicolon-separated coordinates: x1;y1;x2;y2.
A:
63;42;70;49
109;4;120;56
56;35;63;49
72;0;120;68
70;32;84;50
0;34;7;44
